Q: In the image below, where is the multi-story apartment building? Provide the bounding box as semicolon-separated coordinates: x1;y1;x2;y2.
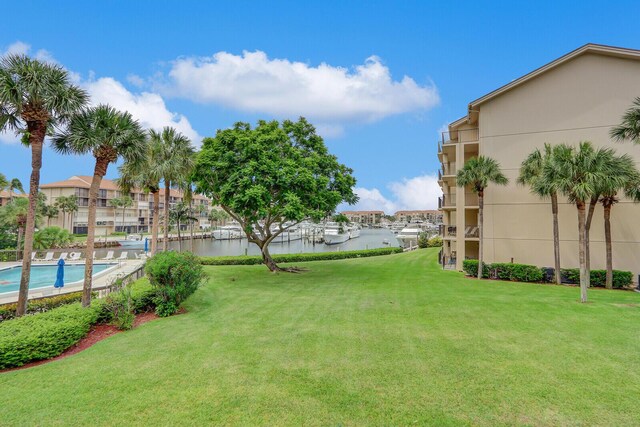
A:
40;176;213;235
341;210;384;224
394;210;442;224
438;43;640;276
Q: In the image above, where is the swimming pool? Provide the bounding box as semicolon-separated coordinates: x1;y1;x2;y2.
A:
0;264;116;294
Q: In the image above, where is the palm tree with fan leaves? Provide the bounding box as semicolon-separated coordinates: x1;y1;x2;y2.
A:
456;156;509;279
52;105;145;307
0;54;88;316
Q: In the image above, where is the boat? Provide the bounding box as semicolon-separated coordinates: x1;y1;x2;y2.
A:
348;225;361;239
323;222;350;245
117;235;145;248
382;239;390;245
270;227;303;243
395;225;425;247
212;225;244;240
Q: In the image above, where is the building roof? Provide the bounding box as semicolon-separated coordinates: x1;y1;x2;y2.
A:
453;43;640;127
394;210;439;215
0;190;27;199
40;176;209;201
342;210;385;215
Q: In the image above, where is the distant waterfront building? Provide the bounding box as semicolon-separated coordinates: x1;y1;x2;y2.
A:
40;176;213;235
394;210;441;224
438;43;640;276
341;210;384;224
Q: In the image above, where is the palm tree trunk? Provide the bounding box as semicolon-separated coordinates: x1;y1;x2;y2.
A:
83;158;109;307
151;190;160;255
17;125;46;317
163;181;170;251
584;197;597;287
577;201;588;303
477;190;484;280
62;209;66;231
177;220;182;252
604;204;613;289
122;207;126;234
17;226;24;258
551;192;561;284
189;201;194;253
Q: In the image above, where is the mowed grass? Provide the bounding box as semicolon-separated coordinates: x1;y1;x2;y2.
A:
2;249;640;426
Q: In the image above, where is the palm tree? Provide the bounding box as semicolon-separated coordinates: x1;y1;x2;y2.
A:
54;195;78;232
149;127;194;252
169;201;198;252
109;195;133;233
8;178;24;202
52;105;145;307
0;198;30;255
541;142;616;302
456;156;508;279
595;154;640;289
42;204;59;227
0;54;88;316
610;97;640;144
518;144;562;284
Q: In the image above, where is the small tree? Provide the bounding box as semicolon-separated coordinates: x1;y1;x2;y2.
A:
109;195;133;233
193;118;358;271
169;201;197;252
456;156;508;279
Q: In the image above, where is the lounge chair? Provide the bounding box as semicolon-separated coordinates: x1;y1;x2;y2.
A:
68;252;82;261
134;252;147;260
31;252;36;260
37;252;54;262
116;252;128;260
102;251;114;261
58;252;68;261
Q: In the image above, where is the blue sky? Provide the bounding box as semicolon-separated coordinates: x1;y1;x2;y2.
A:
1;0;640;212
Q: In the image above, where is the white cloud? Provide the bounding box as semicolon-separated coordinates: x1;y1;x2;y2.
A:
157;50;439;133
127;74;145;87
1;41;56;64
345;174;442;214
82;77;202;145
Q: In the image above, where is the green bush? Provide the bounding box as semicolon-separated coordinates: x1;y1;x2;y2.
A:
462;259;489;278
427;236;443;248
200;247;403;265
417;232;430;249
560;268;632;289
145;252;205;317
486;263;544;282
33;226;73;250
0;291;85;322
100;287;135;330
0;303;99;369
0;251;18;262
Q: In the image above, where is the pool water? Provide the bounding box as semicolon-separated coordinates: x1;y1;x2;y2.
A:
0;264;114;294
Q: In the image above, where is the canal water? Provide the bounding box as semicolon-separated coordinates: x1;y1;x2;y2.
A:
167;228;400;257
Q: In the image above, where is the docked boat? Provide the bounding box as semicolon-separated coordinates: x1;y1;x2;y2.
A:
395;225;425;247
349;225;361;239
212;225;244;240
117;235;145;248
270;227;303;243
323;222;350;245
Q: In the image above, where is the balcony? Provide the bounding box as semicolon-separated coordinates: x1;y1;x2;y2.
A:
438;194;456;210
441;128;479;144
464;226;479;238
465;192;479;207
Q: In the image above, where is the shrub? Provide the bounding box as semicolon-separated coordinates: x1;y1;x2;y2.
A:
462;259;489;278
33;226;73;250
427;236;443;248
199;247;403;265
100;287;135;330
417;232;430;248
0;303;99;369
0;291;85;322
145;252;205;317
559;268;632;289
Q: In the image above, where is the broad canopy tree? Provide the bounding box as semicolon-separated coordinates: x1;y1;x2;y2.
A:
193;118;358;272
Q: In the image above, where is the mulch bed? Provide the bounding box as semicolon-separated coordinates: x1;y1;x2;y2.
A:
1;312;160;373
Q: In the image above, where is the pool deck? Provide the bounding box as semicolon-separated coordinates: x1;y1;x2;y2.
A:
0;259;146;305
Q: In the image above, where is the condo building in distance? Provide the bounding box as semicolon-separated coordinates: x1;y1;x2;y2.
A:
40;176;213;235
438;44;640;276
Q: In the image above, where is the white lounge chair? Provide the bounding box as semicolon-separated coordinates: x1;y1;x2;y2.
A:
58;252;68;261
31;252;36;260
116;252;128;260
37;252;54;262
68;252;82;261
102;251;114;261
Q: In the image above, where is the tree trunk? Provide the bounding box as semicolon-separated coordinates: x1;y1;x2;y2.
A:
577;201;588;303
151;190;160;255
584;197;597;287
122;206;126;234
83;158;109;308
163;181;170;251
17;227;24;259
551;192;561;285
260;243;282;272
16;123;46;317
177;220;182;252
62;209;66;230
477;190;484;280
189;201;194;253
604;204;613;289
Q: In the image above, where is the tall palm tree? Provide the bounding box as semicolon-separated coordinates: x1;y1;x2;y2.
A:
149;127;194;252
541;142;615;302
611;97;640;144
54;195;78;232
518;144;562;284
169;201;198;252
109;194;133;233
117;133;166;255
43;204;59;227
595;153;640;289
52;105;145;307
456;156;509;279
0;54;88;316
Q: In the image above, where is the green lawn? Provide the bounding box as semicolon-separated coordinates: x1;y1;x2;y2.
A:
2;249;639;425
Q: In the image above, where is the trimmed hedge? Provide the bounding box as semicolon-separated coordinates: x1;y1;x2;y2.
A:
462;259;633;288
200;247;403;266
0;291;85;322
146;252;204;317
0;303;99;369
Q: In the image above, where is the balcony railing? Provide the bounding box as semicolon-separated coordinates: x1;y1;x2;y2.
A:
464;226;479;238
442;163;456;176
441;128;479;144
439;194;456;209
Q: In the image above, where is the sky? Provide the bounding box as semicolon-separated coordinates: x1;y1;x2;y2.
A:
1;1;640;213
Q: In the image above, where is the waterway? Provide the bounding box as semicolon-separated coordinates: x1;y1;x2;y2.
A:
167;228;400;257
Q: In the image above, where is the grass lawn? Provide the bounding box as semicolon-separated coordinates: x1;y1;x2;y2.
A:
1;249;639;425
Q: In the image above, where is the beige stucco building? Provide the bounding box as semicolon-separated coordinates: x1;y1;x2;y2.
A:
394;210;442;224
439;44;640;278
341;210;384;224
40;176;213;235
